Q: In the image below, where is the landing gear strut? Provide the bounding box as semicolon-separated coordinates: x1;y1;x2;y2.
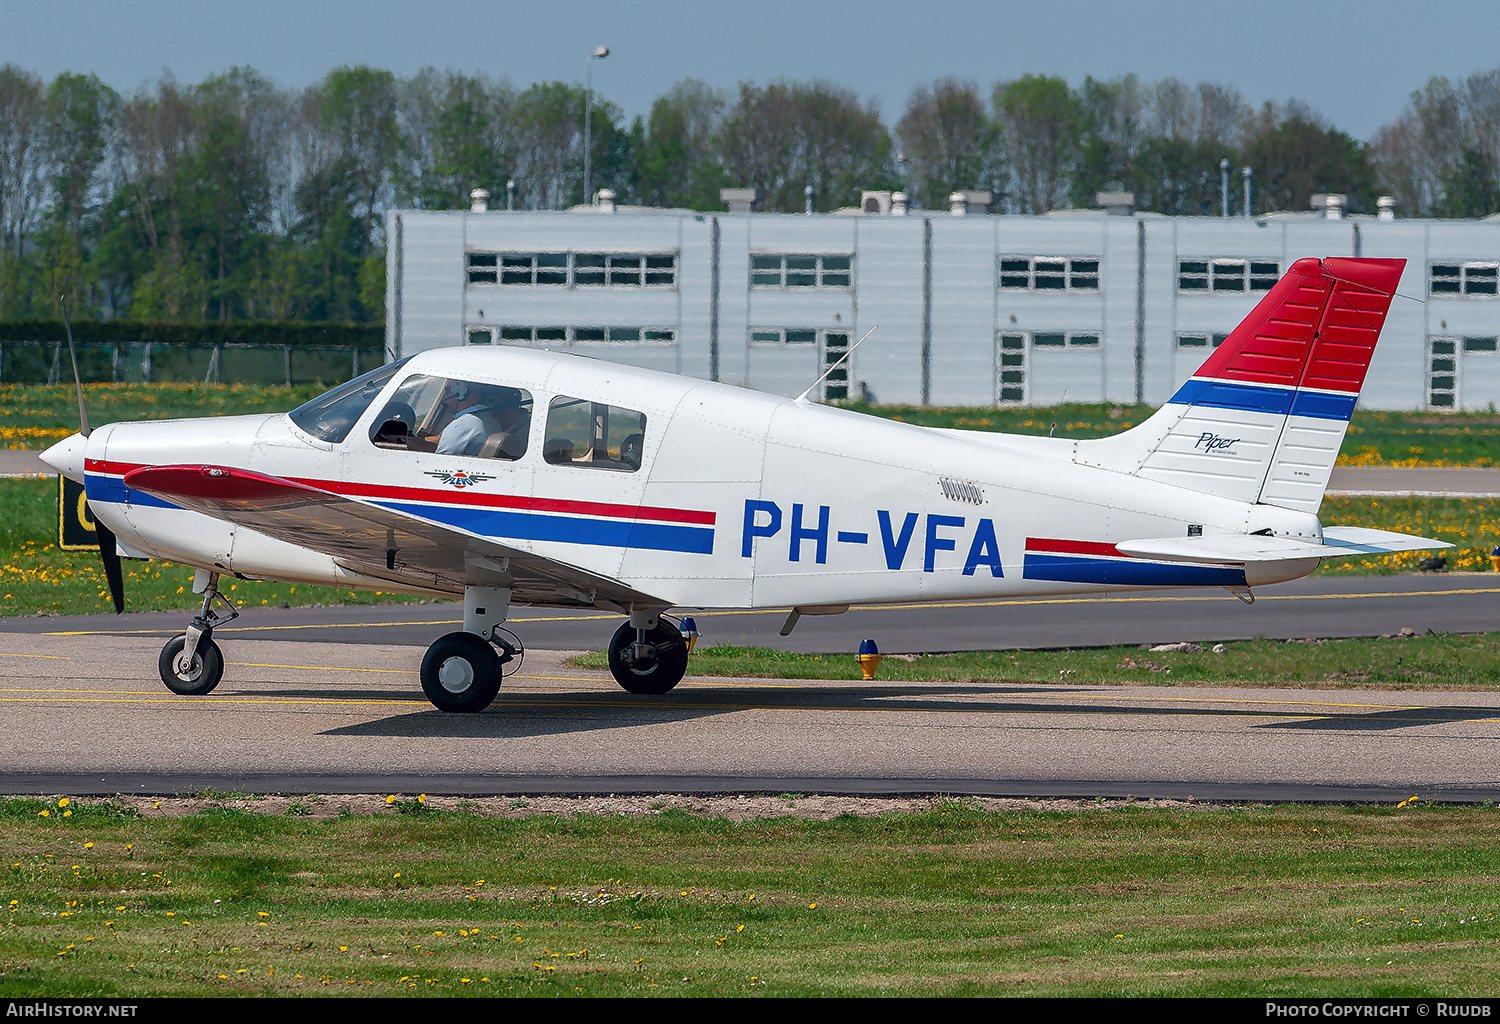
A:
418;582;523;713
158;571;238;695
607;615;688;695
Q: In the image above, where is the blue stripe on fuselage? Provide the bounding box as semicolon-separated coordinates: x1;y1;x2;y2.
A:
377;500;715;555
1024;553;1247;588
85;473;179;510
1168;378;1356;421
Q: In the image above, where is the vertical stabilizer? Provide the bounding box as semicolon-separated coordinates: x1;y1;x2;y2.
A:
1076;257;1403;508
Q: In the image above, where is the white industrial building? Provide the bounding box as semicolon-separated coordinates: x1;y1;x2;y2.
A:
385;189;1500;410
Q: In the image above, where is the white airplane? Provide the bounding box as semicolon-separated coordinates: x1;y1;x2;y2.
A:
41;256;1446;712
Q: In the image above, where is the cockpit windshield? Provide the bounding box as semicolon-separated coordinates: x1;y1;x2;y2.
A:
288;358;410;443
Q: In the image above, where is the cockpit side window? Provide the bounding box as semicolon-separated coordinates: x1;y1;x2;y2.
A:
369;373;533;461
288;358;409;443
542;396;646;471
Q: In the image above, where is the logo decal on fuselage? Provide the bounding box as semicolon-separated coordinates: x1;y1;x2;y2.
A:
425;469;496;488
1194;432;1241;454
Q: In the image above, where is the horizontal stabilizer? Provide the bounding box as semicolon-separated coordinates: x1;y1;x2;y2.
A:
1115;528;1450;566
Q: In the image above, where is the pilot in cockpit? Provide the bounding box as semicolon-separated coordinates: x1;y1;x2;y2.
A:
434;382;530;459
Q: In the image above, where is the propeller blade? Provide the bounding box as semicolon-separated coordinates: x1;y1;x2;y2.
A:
94;513;125;614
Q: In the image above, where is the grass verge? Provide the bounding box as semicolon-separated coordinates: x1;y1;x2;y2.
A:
3;796;1498;997
0;477;425;615
6;386;1500;467
573;632;1500;689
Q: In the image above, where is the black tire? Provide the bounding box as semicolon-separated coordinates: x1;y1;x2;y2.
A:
607;619;688;695
420;631;502;712
158;634;224;696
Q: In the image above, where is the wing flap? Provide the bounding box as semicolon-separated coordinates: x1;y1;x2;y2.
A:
122;464;657;607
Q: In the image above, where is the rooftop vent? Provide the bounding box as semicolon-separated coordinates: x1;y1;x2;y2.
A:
721;187;763;214
949;190;992;216
470;188;490;213
861;190;892;215
595;188;616;213
1094;189;1136;216
1377;195;1396;221
1311;193;1349;220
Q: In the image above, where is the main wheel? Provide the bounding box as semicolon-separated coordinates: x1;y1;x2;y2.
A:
158;634;224;696
420;631;502;712
607;619;688;695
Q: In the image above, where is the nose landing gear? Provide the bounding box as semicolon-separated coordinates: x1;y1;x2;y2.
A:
158;571;238;696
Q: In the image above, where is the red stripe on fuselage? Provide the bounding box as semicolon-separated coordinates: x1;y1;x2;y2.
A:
1025;538;1124;557
87;458;716;525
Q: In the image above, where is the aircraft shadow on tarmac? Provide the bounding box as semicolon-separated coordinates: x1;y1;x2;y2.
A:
1258;705;1500;731
297;682;1500;739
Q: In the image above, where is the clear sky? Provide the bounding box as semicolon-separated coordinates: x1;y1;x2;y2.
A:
4;0;1498;140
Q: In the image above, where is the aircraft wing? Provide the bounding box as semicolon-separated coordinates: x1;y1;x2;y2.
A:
121;464;660;609
1114;528;1452;565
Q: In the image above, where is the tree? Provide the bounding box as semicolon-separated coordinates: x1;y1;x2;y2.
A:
1243;103;1373;214
0;65;47;317
718;82;800;211
897;79;991;210
634;79;726;209
993;74;1079;213
321;66;397;252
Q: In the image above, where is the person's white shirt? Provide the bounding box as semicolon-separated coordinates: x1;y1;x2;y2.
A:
435;406;493;455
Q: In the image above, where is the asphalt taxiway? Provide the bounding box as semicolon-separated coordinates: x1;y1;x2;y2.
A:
3;631;1498;803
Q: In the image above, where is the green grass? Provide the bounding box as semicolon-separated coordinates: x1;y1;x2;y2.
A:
0;382;330;450
575;631;1500;689
6;386;1500;467
1316;496;1500;574
4;797;1500;997
849;401;1500;467
0;478;425;616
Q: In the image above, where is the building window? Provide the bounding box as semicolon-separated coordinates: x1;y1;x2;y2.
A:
1178;259;1278;293
996;334;1026;403
750;254;852;289
750;328;818;345
494;326;676;345
1031;331;1100;348
466;252;498;284
1429;338;1457;408
1464;336;1499;352
998;257;1099;291
467;251;677;288
1176;333;1230;349
1431;262;1499;296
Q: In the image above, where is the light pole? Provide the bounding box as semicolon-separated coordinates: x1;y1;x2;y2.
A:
1242;166;1253;218
1220;158;1231;218
584;45;609;205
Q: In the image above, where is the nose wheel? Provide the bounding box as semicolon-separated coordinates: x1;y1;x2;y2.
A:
158;633;224;695
607;619;689;694
158;571;237;696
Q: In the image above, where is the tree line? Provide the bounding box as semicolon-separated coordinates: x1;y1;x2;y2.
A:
2;63;1498;325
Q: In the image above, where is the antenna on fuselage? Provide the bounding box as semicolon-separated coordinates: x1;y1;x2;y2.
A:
794;324;878;405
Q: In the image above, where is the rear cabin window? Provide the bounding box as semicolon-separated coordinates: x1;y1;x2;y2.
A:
542;397;646;471
368;373;532;461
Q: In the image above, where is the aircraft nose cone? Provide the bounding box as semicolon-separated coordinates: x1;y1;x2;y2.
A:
40;432;87;482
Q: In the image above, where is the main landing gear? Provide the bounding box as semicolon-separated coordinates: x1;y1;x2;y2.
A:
607;613;689;695
158;571;238;696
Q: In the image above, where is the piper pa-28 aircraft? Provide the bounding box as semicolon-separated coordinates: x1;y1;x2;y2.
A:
41;256;1447;712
